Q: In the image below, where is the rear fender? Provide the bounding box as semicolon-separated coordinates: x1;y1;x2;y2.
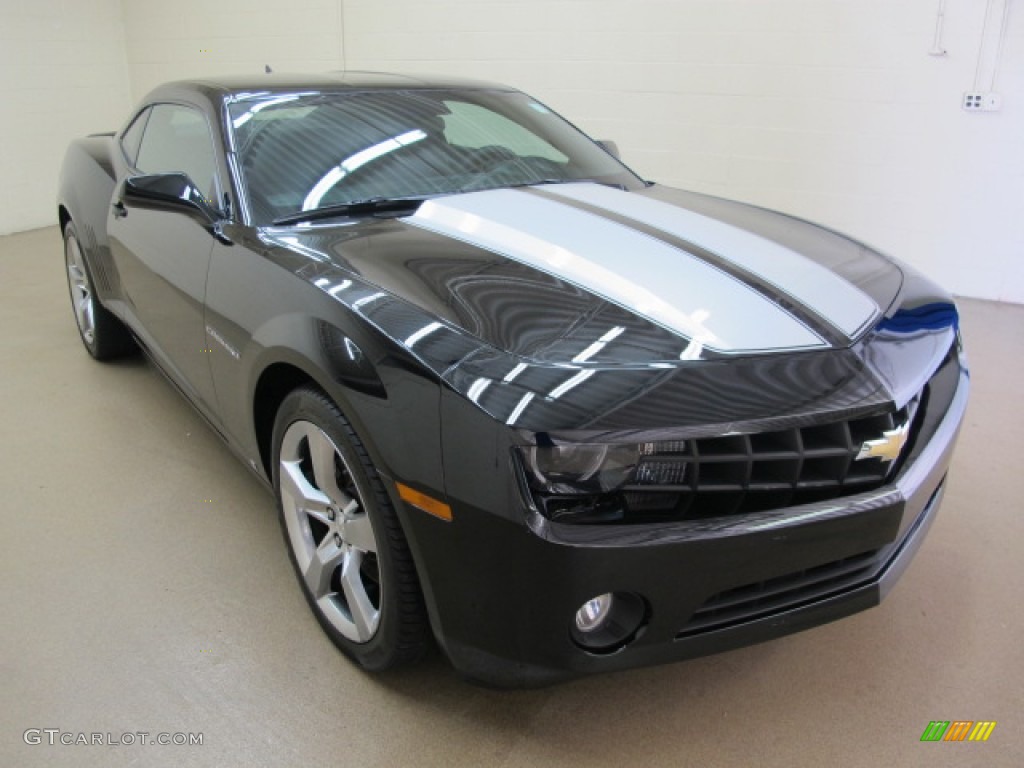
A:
56;136;120;303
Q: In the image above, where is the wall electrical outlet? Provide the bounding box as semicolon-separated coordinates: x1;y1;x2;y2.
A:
962;92;1002;112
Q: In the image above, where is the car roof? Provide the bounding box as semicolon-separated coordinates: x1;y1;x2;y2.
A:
148;71;515;102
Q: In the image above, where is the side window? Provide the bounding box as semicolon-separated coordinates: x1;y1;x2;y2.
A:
135;104;220;205
442;101;568;163
120;108;150;166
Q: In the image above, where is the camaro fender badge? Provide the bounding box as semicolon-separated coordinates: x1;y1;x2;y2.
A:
205;324;240;360
856;419;910;463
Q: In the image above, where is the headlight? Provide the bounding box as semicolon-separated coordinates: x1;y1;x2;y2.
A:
519;443;638;495
517;441;694;523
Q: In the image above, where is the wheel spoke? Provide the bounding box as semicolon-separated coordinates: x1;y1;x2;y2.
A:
279;460;332;524
80;296;94;335
304;534;346;597
342;513;376;554
74;294;87;327
340;550;379;641
307;427;346;502
66;242;95;340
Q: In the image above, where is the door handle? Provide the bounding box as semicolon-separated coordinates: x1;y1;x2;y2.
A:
112;200;127;219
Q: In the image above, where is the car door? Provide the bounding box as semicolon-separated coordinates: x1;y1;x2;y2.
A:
108;103;221;412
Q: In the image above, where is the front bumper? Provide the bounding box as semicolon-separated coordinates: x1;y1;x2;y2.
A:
406;367;968;687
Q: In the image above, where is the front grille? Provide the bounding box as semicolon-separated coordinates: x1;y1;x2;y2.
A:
676;547;886;638
617;404;917;521
538;403;920;524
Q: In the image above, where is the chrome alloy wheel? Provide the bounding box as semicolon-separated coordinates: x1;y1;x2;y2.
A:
278;420;382;643
65;235;95;344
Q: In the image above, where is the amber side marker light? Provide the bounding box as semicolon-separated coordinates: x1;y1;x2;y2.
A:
396;482;453;521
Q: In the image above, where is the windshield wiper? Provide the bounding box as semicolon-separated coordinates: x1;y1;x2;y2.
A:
503;178;628;191
500;178;585;190
272;196;430;226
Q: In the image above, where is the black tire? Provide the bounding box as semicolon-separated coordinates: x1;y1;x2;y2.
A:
63;221;136;360
271;386;429;671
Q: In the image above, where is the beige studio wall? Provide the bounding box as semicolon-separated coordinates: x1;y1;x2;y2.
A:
2;0;1021;303
0;0;131;236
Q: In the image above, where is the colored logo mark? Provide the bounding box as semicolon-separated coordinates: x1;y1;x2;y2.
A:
920;721;996;742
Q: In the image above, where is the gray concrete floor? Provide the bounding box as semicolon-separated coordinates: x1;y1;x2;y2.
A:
2;225;1022;767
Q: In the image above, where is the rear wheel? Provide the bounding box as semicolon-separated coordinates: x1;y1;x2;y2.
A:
63;222;135;360
272;386;429;670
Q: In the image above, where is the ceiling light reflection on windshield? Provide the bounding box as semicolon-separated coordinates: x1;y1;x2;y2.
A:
302;167;346;211
302;129;428;211
343;129;426;174
231;94;302;129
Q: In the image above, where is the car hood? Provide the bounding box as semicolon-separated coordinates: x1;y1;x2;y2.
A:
262;183;960;432
268;182;905;368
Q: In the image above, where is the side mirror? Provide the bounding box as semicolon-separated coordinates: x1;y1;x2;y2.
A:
122;173;220;224
596;140;621;160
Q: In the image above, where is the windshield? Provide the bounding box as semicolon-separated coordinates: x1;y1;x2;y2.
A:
226;88;644;224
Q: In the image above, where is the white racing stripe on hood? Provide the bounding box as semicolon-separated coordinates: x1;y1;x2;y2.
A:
545;183;878;338
407;189;827;354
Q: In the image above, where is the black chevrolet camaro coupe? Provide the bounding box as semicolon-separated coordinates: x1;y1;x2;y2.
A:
58;72;968;686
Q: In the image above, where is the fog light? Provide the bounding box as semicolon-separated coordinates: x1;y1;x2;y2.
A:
575;593;613;632
569;591;648;653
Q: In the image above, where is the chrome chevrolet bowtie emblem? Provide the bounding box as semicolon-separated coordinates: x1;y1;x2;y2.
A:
856;420;910;463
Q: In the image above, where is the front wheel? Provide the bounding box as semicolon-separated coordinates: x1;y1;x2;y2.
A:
272;386;429;670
